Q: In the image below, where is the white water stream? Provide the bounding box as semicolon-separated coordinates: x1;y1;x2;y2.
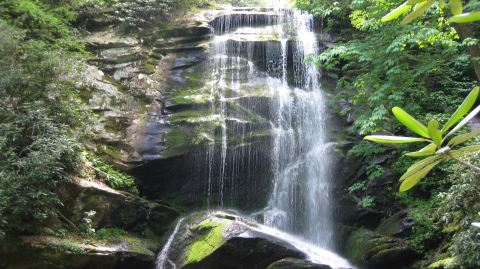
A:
157;1;342;267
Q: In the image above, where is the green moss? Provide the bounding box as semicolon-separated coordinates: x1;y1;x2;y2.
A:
102;76;128;93
78;87;94;102
170;88;211;105
183;219;229;265
143;58;157;74
345;228;402;265
44;238;87;254
162;128;194;158
170;110;218;124
428;257;458;268
94;228;128;241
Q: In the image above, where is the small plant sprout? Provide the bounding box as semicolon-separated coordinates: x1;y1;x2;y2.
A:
364;86;480;192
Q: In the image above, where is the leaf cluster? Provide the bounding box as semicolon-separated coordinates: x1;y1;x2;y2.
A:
365;86;480;191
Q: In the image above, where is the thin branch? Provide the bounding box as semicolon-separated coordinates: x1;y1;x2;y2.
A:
447;154;480;173
56;210;81;234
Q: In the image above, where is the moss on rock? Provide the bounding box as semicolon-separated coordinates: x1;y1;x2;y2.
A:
345;228;417;269
183;219;230;265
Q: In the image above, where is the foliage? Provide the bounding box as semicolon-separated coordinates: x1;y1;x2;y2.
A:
364;86;480;192
382;0;480;25
87;0;216;29
297;0;479;266
0;0;94;51
0;20;91;237
85;154;138;194
435;160;480;268
295;0;352;31
347;142;387;159
79;210;96;236
94;227;128;241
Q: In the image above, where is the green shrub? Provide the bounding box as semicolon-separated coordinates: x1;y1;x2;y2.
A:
86;154;138;194
0;20;88;237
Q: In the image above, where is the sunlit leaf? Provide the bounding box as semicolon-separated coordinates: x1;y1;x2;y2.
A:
382;2;411;22
399;160;441;192
446;105;480;137
401;155;444;181
405;143;437;157
364;135;430;144
447;129;480;147
401;0;435;25
439;0;446;9
428;119;442;146
392;107;430;138
449;0;463;15
407;0;427;4
442;86;479;134
454;144;480;153
449;12;480;23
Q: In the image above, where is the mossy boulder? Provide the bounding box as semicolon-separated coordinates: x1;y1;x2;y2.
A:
157;211;353;269
345;228;418;269
376;210;415;237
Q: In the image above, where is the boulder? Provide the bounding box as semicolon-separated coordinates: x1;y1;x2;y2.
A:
376;210;415;237
344;228;418;269
0;235;155;269
57;178;179;236
156;211;353;269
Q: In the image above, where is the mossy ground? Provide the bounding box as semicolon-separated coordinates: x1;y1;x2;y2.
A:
183;219;230;265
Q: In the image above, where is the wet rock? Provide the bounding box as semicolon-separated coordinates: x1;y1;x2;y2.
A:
376;210;415;237
157;211;352;269
345;228;418;269
267;258;333;269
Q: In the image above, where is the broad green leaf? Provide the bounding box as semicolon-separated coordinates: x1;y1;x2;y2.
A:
401;0;435;25
392;107;430;138
439;0;446;9
454;144;480;153
399;160;441;192
364;135;430;144
428;119;443;146
446;104;480;137
407;0;426;4
401;155;444;181
449;12;480;23
405;143;437;157
441;86;479;133
382;2;411;22
449;0;463;15
447;129;480;147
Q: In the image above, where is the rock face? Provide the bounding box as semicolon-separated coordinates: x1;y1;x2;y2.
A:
156;212;353;269
0;235;154;269
344;228;418;269
376;210;415;237
57;178;180;237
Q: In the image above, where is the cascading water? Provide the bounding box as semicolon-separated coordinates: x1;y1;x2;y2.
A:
155;2;343;267
263;8;334;249
207;2;334;248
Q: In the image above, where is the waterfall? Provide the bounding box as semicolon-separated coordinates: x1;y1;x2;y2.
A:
156;218;184;269
207;2;334;249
